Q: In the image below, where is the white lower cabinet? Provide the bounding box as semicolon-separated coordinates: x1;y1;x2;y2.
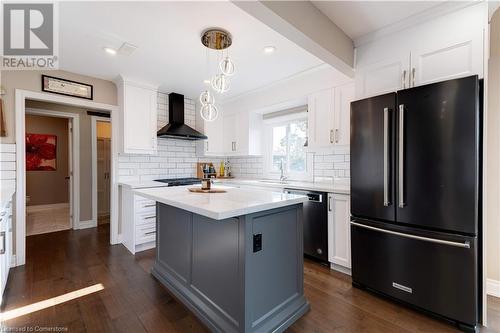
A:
0;198;13;302
327;193;351;271
122;188;156;254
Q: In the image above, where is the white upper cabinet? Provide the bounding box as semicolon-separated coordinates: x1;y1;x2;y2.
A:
223;111;262;156
355;3;486;99
308;88;335;148
223;113;238;154
355;54;411;98
334;82;355;146
196;107;224;156
117;76;158;154
307;83;354;150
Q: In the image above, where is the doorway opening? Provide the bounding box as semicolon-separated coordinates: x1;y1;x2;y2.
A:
25;108;78;236
91;117;111;227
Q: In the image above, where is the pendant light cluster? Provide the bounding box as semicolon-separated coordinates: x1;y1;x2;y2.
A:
199;29;235;122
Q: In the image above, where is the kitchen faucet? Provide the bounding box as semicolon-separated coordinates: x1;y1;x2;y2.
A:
279;159;287;181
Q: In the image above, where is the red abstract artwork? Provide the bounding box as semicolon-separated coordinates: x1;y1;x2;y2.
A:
26;134;57;171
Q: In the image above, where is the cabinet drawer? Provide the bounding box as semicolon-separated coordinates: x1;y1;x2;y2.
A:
351;222;478;326
136;224;156;244
134;198;156;213
135;213;156;227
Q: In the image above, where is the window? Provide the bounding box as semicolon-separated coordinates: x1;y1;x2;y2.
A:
265;117;312;180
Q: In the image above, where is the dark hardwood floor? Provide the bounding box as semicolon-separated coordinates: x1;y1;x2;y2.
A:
2;225;499;332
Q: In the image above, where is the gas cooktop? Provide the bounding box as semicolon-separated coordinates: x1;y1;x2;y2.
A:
154;177;201;187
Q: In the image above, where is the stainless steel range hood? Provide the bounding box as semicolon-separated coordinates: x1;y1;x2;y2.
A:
157;93;208;140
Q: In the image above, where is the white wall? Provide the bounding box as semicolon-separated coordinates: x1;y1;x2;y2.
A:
486;8;500;289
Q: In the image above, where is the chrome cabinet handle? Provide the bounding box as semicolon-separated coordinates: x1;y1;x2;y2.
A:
328;196;332;212
144;215;156;220
402;70;407;89
412;68;416;87
330;130;334;143
143;203;156;208
335;129;339;143
351;222;470;249
0;232;5;254
398;104;405;208
0;212;6;217
144;231;156;236
383;107;390;207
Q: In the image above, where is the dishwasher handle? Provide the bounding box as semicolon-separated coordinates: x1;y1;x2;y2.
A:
284;189;323;203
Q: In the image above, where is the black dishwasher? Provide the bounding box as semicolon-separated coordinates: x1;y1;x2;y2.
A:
284;189;328;263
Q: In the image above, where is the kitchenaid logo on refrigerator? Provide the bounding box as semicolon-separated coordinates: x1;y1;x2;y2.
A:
2;2;58;69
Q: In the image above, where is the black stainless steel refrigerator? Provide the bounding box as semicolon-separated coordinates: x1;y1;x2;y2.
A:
350;76;481;332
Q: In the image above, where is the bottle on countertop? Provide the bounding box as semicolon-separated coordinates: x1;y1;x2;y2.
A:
219;161;225;177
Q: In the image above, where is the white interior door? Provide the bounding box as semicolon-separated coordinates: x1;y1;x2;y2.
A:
97;138;111;217
68;120;74;228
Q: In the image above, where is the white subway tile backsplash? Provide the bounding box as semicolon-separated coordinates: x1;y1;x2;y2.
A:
117;92;351;183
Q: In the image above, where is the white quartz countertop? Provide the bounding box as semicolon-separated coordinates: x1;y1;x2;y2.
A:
119;178;350;194
118;180;169;189
213;178;350;194
0;185;15;211
133;185;308;220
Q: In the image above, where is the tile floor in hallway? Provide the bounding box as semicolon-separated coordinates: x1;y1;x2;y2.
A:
26;205;71;236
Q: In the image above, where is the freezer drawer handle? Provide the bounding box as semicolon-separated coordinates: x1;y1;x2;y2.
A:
392;282;412;294
350;222;471;249
383;107;390;206
398;104;405;208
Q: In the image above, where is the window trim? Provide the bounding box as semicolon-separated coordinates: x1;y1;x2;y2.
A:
263;116;313;181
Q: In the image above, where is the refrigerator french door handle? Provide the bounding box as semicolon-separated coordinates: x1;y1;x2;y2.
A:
383;107;390;206
398;104;405;208
350;222;471;249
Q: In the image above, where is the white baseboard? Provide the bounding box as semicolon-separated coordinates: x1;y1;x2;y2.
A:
78;219;97;229
27;203;69;213
487;279;500;298
330;262;351;276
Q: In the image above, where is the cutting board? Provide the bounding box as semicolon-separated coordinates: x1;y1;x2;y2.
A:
188;187;227;193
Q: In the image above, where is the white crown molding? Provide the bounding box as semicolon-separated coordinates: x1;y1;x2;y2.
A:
354;1;482;48
220;63;333;105
114;75;159;91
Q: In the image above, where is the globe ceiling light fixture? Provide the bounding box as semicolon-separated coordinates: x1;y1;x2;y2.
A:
211;73;230;93
199;90;214;105
199;28;235;121
219;56;235;76
200;103;219;122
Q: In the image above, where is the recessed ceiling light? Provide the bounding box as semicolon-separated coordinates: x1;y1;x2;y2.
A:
103;47;117;55
263;46;276;54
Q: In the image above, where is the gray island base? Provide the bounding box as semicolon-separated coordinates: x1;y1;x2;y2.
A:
152;202;310;333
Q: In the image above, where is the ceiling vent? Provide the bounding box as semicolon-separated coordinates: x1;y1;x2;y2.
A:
118;42;137;56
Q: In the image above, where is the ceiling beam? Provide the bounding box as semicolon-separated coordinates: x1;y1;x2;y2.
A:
232;0;354;78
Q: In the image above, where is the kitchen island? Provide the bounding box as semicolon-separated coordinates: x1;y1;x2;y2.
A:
133;185;310;333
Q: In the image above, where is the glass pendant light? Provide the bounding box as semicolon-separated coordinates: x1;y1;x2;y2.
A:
211;74;230;93
219;56;235;76
200;103;219;122
199;90;214;105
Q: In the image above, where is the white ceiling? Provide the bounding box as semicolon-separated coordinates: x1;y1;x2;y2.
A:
58;2;324;100
311;1;444;40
